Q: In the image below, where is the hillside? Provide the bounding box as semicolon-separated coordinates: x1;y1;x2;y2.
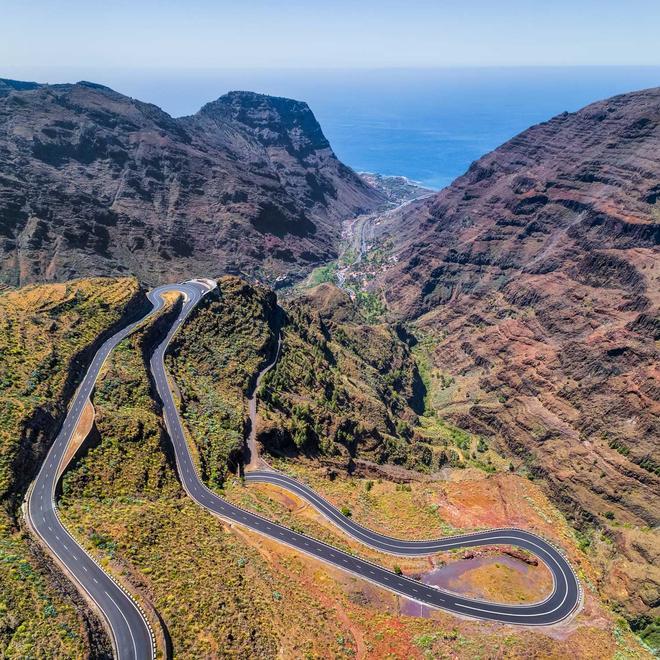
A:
57;277;649;657
363;88;660;622
0;277;145;657
0;80;383;286
164;277;427;487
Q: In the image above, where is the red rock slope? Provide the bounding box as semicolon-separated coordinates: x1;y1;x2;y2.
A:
372;88;659;617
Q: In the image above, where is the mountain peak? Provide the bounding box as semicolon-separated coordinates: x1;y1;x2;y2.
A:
198;90;330;152
74;80;116;93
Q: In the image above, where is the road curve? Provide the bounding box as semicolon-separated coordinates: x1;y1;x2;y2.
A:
26;280;224;659
152;282;582;627
27;278;581;660
245;471;582;622
24;284;191;660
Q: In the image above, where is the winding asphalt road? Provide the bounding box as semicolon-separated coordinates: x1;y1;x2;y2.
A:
152;282;582;627
24;284;190;660
27;278;581;660
244;471;582;622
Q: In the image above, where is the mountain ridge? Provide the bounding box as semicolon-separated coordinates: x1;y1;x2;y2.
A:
364;85;660;619
0;78;384;286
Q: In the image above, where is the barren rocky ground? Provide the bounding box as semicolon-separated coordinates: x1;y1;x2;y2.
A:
0;79;383;287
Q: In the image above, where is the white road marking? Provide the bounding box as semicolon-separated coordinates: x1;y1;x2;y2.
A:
105;591;138;660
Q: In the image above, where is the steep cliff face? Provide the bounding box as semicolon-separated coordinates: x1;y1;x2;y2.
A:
0;81;383;286
377;88;659;318
370;88;660;617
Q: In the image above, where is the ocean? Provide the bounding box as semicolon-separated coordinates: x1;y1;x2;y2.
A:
14;66;660;190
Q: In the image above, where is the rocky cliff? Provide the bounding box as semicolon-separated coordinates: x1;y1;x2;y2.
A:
371;88;660;617
0;80;383;286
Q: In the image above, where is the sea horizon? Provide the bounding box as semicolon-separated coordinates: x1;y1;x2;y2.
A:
4;65;660;190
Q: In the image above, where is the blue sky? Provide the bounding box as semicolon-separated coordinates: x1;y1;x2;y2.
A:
2;0;660;72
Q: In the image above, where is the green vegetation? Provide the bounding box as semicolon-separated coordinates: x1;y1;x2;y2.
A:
167;277;277;487
0;277;141;658
609;438;631;457
164;279;507;536
338;248;357;267
651;202;660;225
0;518;87;658
636;455;660;477
414;629;460;649
0;277;140;502
259;284;429;469
307;262;338;286
630;615;660;654
414;415;502;473
351;289;386;323
253;283;505;476
406;329;509;474
574;527;593;554
609;438;660;477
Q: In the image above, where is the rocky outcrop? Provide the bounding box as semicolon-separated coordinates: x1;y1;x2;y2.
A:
0;81;384;286
371;88;660;617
